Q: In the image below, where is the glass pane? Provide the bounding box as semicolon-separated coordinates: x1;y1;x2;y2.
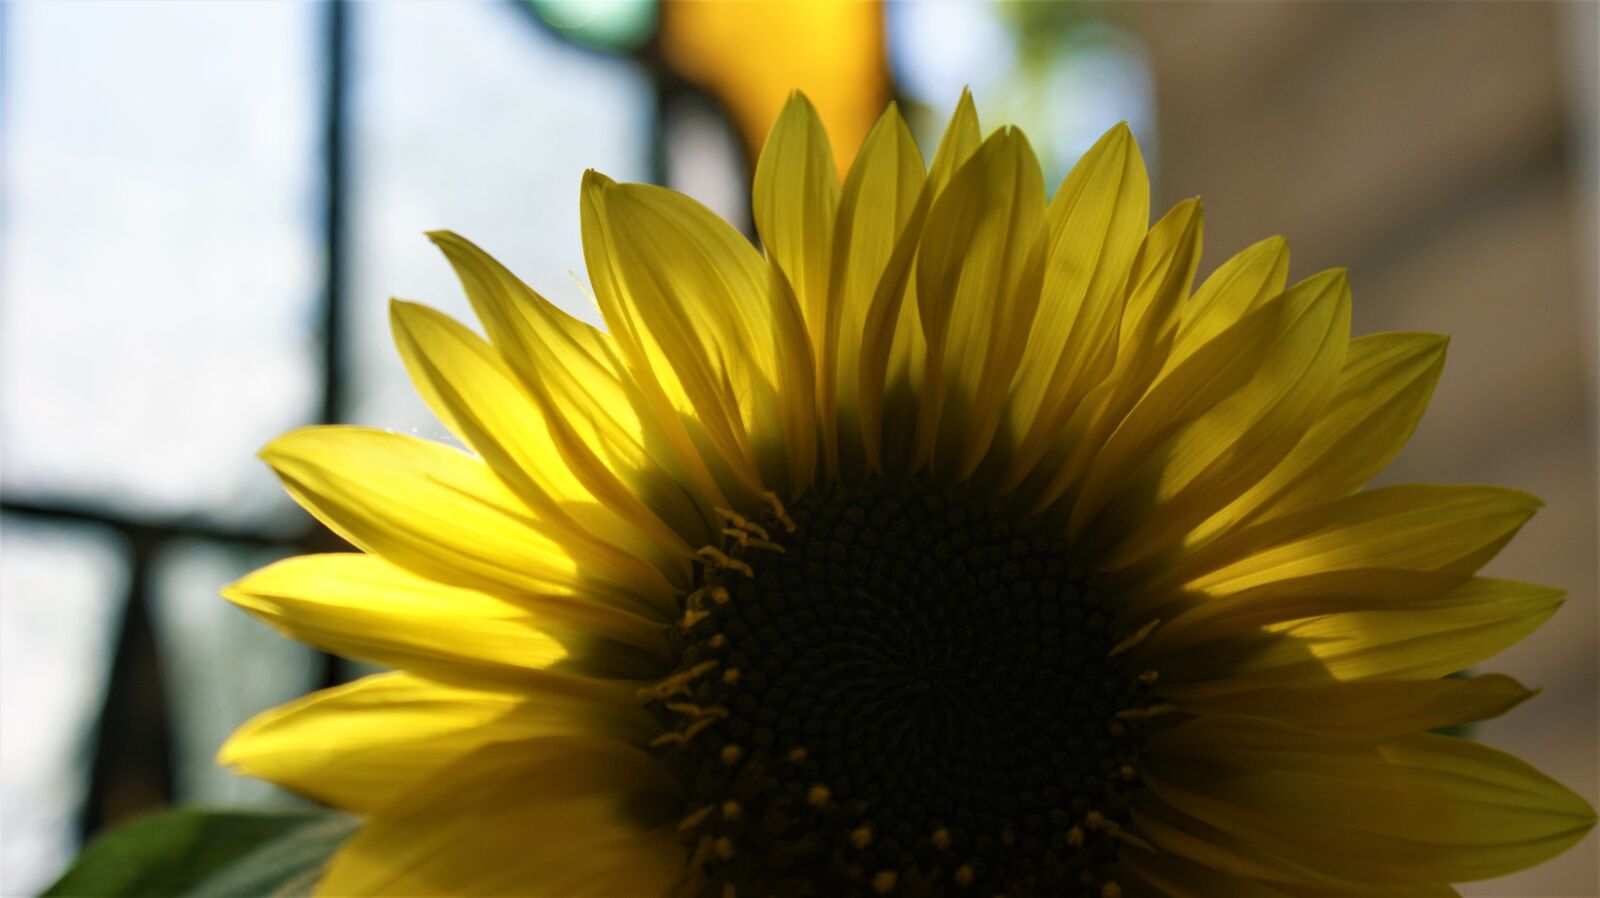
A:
148;540;317;807
0;519;129;895
663;95;751;234
888;2;1156;186
0;1;322;529
346;2;654;433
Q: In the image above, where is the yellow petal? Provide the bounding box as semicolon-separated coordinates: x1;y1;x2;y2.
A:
390;300;678;599
826;103;924;483
260;426;634;600
1002;123;1150;487
753;91;839;371
1069;270;1351;567
1187;332;1449;548
1146;720;1597;884
224;553;667;681
1292;884;1461;897
1117;844;1299;897
1131;797;1463;896
218;671;655;815
1248;581;1560;682
1299;877;1465;889
1166;484;1542;599
1109;199;1204;389
1162;674;1534;739
1151;574;1563;684
318;738;683;897
924;87;980;197
912;126;1045;481
1170;235;1291;364
428;229;718;552
1010;199;1202;502
582;174;815;500
859;90;976;476
1149;568;1487;652
390;298;575;502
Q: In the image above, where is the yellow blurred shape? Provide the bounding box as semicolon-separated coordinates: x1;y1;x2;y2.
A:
661;0;888;171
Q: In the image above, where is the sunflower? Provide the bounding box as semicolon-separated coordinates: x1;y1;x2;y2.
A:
220;91;1594;897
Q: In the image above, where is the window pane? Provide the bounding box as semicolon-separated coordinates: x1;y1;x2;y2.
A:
663;95;750;233
148;540;317;807
0;519;128;895
888;2;1156;186
346;2;654;433
0;1;321;528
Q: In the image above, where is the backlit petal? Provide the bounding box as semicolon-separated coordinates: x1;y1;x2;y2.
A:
218;672;655;815
1008;199;1202;503
583;174;815;501
1149;574;1563;684
1186;332;1448;547
826;103;924;482
1118;845;1299;897
1162;674;1534;739
859;90;977;475
390;299;679;599
224;553;667;681
1069;270;1351;566
913;126;1045;481
1002;123;1149;486
1131;797;1463;896
318;738;682;897
260;426;676;613
1159;484;1541;600
428;230;717;551
1146;720;1596;884
754;91;839;370
1171;235;1290;364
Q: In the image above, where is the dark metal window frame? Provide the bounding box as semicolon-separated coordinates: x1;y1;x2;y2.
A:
0;2;353;840
0;0;754;844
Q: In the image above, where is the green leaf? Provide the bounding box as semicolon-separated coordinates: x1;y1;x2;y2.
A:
43;807;358;898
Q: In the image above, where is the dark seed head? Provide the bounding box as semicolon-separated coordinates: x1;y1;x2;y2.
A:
652;479;1157;898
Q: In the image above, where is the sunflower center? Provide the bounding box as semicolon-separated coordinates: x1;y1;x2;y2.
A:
649;479;1159;898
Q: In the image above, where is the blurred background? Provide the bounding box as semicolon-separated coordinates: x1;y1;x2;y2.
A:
0;1;1595;895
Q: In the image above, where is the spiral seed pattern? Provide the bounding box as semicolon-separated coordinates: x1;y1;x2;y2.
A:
652;480;1161;898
